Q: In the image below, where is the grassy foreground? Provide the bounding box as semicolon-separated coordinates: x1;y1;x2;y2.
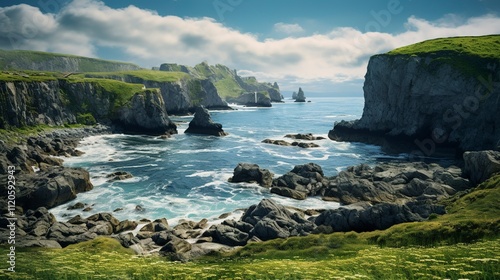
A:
3;175;499;279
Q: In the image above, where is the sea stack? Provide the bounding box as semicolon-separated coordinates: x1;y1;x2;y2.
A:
185;105;228;136
295;87;306;102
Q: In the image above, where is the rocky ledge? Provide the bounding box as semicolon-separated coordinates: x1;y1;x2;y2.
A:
184;106;227;136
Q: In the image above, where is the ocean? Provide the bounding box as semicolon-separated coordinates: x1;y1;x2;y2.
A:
51;97;401;225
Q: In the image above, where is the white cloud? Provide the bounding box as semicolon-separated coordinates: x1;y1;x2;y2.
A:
1;0;500;92
273;22;304;34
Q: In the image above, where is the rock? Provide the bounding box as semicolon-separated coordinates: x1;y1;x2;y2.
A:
114;232;140;248
15;167;93;210
140;218;169;233
328;48;500;151
106;171;133;182
463;150;500;184
115;220;138;233
241;199;315;241
204;224;249;246
16;239;62;249
294;87;306;102
262;139;291;146
47;222;96;247
270;187;307;200
271;163;327;198
160;236;193;261
119;89;177;135
86;213;120;232
67;202;86;210
228;92;272;107
185;106;227;136
285;133;325;141
292;142;320;148
229;163;274;188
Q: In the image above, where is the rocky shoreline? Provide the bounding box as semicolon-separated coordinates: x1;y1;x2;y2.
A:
1;125;500;262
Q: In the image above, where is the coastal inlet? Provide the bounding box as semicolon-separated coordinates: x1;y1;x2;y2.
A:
51;97;396;224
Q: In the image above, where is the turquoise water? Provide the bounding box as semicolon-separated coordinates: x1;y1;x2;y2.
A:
52;97;400;224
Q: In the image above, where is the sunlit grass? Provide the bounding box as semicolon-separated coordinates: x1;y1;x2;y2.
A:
4;174;500;279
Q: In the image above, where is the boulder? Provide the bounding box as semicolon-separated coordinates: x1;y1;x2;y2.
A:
229;163;274;188
241;199;315;241
15;167;93;210
271;163;327;198
285;133;325;141
463;150;500;184
262;139;291;146
203;224;249;246
185;106;227;136
106;171;133;182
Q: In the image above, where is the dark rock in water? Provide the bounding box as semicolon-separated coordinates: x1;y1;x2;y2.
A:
463;150;500;184
67;202;86;210
285;133;325;141
185;106;227;136
228;92;272;107
291;142;320;148
229;163;274;188
106;171;133;182
262;139;291;146
14;167;93;211
294;87;306;102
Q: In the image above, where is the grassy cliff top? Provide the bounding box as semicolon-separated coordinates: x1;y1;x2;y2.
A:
387;35;500;59
0;49;141;72
78;70;189;83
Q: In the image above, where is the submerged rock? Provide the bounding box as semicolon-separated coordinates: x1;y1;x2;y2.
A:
229;163;274;188
185;106;227;136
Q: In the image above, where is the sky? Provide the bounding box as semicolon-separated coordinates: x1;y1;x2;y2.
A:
1;0;500;94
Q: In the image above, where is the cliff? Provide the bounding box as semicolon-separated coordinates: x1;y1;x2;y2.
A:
0;50;141;72
159;62;283;102
0;75;176;135
329;35;500;152
82;71;230;114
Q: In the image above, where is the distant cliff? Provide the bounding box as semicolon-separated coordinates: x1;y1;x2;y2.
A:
0;75;176;135
159;62;283;102
329;35;500;152
0;50;141;72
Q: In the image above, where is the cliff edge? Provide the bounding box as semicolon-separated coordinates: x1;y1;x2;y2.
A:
329;35;500;153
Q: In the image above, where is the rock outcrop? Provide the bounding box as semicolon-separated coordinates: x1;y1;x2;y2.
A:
185;106;227;136
463;150;500;184
229;163;273;188
3;167;93;211
119;90;177;135
227;92;272;107
329;46;500;152
295;87;306;102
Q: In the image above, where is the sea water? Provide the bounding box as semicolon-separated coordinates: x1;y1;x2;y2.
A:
51;97;400;224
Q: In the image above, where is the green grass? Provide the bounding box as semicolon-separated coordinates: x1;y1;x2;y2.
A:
3;174;499;279
214;77;245;99
80;70;189;83
0;49;140;72
385;35;500;77
0;124;85;144
0;71;59;82
388;35;500;59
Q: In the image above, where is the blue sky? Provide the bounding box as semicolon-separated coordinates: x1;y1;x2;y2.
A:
1;0;500;93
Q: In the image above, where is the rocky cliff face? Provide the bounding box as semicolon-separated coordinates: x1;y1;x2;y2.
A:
0;50;141;72
159;79;229;114
0;80;176;134
0;81;76;128
119;90;177;135
330;54;500;152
